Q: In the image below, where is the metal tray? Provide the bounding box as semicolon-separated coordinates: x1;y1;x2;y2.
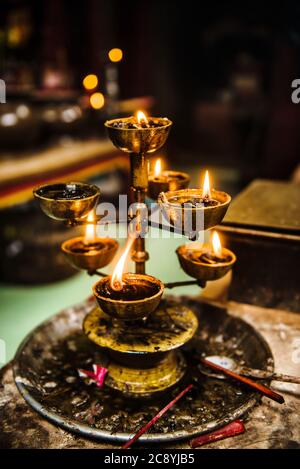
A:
13;296;274;444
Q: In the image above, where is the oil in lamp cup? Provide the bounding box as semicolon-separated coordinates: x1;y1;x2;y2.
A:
176;244;236;281
158;188;231;234
93;273;164;321
61;237;119;271
33;182;100;222
148;170;190;201
105;117;172;154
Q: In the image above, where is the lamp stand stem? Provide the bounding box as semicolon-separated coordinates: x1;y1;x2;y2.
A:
129;152;149;274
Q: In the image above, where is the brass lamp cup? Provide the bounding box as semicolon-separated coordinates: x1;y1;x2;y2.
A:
158;188;231;234
148;171;190;201
33;182;100;222
105;117;172;154
61;237;119;271
176;244;236;281
93;273;164;321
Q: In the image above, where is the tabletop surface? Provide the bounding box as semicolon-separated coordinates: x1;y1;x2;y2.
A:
1;299;300;449
223;179;300;233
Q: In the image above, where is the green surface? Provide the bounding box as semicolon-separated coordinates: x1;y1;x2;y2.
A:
0;225;201;365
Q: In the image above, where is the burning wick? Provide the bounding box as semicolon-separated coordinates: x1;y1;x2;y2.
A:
151;158;187;183
154;158;182;181
152;158;167;182
190;169;217;206
154;158;162;178
200;231;230;264
66;210;104;255
167;170;219;208
136;110;150;128
110;235;136;291
84;211;97;245
211;231;222;258
110;112;170;130
202;170;211;199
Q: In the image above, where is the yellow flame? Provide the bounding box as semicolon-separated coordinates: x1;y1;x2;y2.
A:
154;158;162;177
84;211;96;244
211;231;222;258
111;236;135;290
202;170;211;198
136;110;148;125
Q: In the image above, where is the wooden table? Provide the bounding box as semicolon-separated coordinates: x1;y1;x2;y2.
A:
1;299;299;449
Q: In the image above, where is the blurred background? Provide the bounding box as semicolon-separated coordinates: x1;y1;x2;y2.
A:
1;0;300;361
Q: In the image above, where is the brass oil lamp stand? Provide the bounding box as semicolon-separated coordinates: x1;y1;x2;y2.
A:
105;113;172;274
33;112;235;397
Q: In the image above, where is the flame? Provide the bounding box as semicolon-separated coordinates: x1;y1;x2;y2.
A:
211;231;223;258
84;211;96;244
136;110;148;125
202;170;211;198
154;158;162;177
110;235;135;290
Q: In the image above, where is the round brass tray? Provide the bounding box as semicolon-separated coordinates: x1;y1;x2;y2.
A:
83;305;198;353
13;297;274;444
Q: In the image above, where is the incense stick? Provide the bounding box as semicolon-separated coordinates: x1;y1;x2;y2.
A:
190;419;245;448
122;383;193;449
201;358;284;404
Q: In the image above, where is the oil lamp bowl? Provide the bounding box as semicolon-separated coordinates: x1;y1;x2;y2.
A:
105;117;172;154
61;237;119;271
148;171;190;201
158;188;231;234
33;182;100;222
93;273;164;321
176;244;236;281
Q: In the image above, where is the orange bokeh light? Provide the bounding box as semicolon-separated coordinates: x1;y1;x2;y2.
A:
90;92;105;110
108;48;123;63
83;74;98;90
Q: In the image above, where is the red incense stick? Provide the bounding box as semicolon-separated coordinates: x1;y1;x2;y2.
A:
122;383;193;449
201;358;285;404
190;419;245;448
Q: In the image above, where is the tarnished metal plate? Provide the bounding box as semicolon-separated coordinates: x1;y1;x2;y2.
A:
13;297;274;444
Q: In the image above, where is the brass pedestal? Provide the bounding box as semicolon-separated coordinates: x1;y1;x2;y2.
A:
83;304;198;396
105;351;186;394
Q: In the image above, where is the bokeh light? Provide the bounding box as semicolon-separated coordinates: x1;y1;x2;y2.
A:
90;92;105;109
108;48;123;63
82;74;98;90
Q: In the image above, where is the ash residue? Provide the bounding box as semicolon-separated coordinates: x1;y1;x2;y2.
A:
15;298;273;437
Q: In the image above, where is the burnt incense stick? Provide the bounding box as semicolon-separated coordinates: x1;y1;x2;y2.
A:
190;419;245;448
200;358;285;404
238;366;300;384
122;384;193;449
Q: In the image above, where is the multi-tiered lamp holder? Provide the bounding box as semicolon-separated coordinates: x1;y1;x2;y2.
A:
33;111;235;396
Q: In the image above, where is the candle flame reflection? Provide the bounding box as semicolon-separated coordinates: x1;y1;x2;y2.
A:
203;170;211;198
84;211;96;244
211;231;222;258
111;235;135;291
